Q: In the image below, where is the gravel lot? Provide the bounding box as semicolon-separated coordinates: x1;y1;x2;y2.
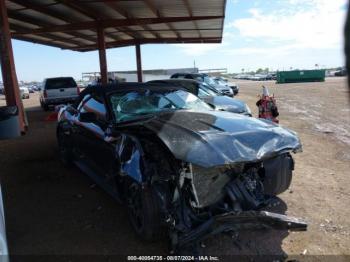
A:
0;77;349;261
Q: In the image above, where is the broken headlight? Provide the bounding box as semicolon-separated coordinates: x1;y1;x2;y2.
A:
187;164;244;208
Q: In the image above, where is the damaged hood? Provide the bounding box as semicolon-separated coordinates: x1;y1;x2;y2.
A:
131;110;302;168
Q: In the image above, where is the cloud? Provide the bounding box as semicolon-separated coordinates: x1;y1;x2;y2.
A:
174;32;234;56
174;43;223;56
229;0;347;50
174;0;347;63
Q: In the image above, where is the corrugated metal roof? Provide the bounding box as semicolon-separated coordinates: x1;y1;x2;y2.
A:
7;0;227;52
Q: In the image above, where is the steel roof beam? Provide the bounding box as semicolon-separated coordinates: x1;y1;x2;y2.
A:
10;24;82;46
13;35;76;49
10;24;83;46
9;0;99;43
12;16;223;35
11;0;80;23
54;0;99;20
183;0;202;38
104;2;159;39
54;0;123;42
143;0;181;38
11;0;125;42
69;37;221;51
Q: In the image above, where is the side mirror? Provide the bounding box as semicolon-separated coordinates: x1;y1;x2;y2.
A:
79;112;96;122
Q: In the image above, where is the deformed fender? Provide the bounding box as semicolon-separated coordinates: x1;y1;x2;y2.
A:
116;135;144;183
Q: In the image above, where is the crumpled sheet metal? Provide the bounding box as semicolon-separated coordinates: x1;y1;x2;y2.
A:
142;110;302;168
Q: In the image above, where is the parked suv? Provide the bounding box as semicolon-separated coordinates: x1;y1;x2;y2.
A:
40;77;79;111
20;86;30;99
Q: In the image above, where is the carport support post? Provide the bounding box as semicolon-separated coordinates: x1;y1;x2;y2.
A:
97;27;108;85
0;0;26;132
135;43;143;82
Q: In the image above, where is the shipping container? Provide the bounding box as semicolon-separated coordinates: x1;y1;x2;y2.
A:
277;70;326;84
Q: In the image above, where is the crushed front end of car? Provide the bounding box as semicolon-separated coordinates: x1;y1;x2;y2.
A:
116;110;307;252
165;155;307;252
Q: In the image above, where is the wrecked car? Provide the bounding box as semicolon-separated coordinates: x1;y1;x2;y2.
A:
57;83;307;252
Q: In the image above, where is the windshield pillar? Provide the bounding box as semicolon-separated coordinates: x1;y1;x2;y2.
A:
135;43;143;83
97;27;108;85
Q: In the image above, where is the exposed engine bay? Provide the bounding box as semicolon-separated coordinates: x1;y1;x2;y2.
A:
145;146;306;252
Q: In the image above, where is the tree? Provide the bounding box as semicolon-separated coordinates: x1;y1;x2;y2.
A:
256;68;264;74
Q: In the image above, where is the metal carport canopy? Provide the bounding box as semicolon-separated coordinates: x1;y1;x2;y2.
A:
0;0;227;132
8;0;226;51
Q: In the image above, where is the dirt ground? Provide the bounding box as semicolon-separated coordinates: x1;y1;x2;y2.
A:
0;77;349;261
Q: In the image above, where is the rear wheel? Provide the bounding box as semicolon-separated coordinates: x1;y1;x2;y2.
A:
57;127;73;167
125;180;163;241
43;104;49;111
41;100;49;111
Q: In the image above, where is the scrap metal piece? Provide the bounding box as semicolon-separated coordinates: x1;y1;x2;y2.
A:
178;211;307;248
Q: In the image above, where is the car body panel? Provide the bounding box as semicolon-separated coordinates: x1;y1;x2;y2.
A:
0;186;9;262
125;110;302;168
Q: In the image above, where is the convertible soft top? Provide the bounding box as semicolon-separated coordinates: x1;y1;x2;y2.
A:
76;82;186;106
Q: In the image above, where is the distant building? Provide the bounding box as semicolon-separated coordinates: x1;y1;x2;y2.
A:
82;67;199;83
199;68;227;75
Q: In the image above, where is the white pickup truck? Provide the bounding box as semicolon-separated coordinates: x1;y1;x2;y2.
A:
39;77;80;111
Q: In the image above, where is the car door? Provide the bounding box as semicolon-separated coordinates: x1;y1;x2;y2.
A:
76;95;114;177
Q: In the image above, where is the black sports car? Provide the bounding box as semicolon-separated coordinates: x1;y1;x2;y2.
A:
57;83;307;252
148;79;251;116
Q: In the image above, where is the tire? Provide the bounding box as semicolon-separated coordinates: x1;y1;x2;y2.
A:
42;103;49;111
262;154;294;196
125;179;163;241
57;127;74;167
40;98;49;111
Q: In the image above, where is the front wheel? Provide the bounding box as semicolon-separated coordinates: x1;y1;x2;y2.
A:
125;180;163;241
263;154;294;196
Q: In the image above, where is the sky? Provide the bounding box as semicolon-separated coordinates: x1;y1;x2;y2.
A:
5;0;349;81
